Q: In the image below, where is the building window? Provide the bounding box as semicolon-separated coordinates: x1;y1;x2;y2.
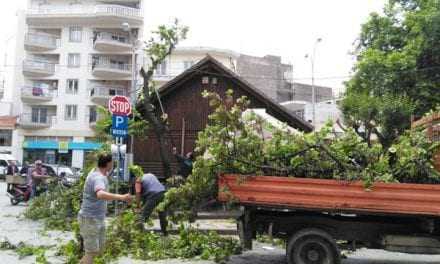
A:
69;26;82;42
65;105;78;121
66;79;79;94
31;107;48;123
68;53;81;68
89;106;97;123
202;76;210;84
0;130;12;146
183;61;194;70
109;88;125;96
155;61;167;76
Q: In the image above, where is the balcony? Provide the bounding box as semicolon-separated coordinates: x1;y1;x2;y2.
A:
21;86;55;103
18;113;53;129
94;32;132;52
90;86;127;105
24;33;58;52
92;59;131;78
27;5;143;26
23;60;56;77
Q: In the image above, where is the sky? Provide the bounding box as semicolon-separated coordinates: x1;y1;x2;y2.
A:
0;0;386;94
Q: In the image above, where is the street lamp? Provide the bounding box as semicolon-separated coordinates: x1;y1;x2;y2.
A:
305;37;322;128
122;22;138;175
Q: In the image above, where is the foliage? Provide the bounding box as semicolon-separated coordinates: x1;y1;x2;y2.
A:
0;239;49;263
129;165;144;180
341;92;416;148
343;0;440;146
58;210;241;264
161;90;440;216
24;143;111;231
24;182;82;231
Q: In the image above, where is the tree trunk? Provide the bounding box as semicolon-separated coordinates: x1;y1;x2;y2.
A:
140;67;173;179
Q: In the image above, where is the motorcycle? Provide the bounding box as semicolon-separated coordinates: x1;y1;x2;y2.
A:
6;179;31;205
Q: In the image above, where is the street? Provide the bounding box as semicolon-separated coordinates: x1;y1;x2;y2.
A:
1;183;440;264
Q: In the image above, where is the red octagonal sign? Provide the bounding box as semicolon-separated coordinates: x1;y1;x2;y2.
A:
108;96;132;116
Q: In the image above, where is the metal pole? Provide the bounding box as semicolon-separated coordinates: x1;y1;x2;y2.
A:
311;38;322;129
130;32;136;154
311;58;316;128
115;137;121;216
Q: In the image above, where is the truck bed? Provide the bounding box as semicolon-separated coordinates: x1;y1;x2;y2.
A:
218;174;440;217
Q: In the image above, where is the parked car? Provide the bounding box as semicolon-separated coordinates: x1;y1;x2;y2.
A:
43;164;81;187
0;154;21;178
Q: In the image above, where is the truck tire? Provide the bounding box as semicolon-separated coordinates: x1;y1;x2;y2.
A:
287;228;340;264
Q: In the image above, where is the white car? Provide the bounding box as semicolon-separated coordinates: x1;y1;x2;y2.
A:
0;154;21;176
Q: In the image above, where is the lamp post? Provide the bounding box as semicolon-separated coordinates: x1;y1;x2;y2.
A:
122;22;138;149
122;22;138;180
305;37;322;128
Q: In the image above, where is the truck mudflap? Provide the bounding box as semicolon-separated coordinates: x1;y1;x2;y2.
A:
383;235;440;254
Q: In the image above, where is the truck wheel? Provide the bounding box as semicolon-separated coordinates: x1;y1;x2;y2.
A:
287;228;340;264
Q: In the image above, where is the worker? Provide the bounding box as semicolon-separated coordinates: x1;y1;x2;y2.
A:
135;173;168;236
78;154;132;264
30;160;50;198
172;147;194;179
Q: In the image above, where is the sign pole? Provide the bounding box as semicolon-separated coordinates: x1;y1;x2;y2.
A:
115;137;121;216
108;95;131;216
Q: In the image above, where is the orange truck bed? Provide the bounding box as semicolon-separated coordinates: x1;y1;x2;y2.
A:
218;174;440;217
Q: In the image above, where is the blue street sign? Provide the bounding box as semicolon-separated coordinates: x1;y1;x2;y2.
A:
111;115;129;138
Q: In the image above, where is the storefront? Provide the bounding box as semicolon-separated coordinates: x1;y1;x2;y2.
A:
22;140;102;168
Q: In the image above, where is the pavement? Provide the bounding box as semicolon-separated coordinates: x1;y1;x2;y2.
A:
1;181;440;263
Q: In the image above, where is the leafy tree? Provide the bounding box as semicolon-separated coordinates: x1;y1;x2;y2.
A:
139;20;189;179
343;0;440;145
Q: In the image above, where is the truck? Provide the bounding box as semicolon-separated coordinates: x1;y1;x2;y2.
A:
218;174;440;264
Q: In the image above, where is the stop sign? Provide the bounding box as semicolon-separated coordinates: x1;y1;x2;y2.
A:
108;96;132;116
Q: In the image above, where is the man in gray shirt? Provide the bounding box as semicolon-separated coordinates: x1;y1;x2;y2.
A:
78;154;132;264
135;173;168;235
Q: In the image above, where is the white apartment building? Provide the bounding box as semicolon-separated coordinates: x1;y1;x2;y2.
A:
152;46;295;103
153;46;240;87
9;0;144;168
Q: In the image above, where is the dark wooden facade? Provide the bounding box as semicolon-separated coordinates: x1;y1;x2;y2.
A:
133;56;313;177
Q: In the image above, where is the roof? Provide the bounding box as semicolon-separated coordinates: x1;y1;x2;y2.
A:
174;46;240;58
0;116;17;129
158;55;314;132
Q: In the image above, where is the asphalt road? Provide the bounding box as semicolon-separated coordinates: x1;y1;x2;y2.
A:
1;182;440;264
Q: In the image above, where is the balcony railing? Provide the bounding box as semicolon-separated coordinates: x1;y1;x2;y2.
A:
21;86;55;101
91;86;127;97
95;32;131;45
19;113;53;128
25;33;58;50
28;5;142;19
92;58;132;74
95;5;142;18
23;59;56;75
90;86;127;105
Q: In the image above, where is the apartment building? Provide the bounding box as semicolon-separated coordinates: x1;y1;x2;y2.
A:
153;46;240;87
151;46;294;102
9;0;144;168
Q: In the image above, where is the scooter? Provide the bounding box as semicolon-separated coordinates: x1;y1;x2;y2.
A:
6;181;32;205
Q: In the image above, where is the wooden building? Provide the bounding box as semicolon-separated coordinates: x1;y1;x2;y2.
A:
133;56;313;177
